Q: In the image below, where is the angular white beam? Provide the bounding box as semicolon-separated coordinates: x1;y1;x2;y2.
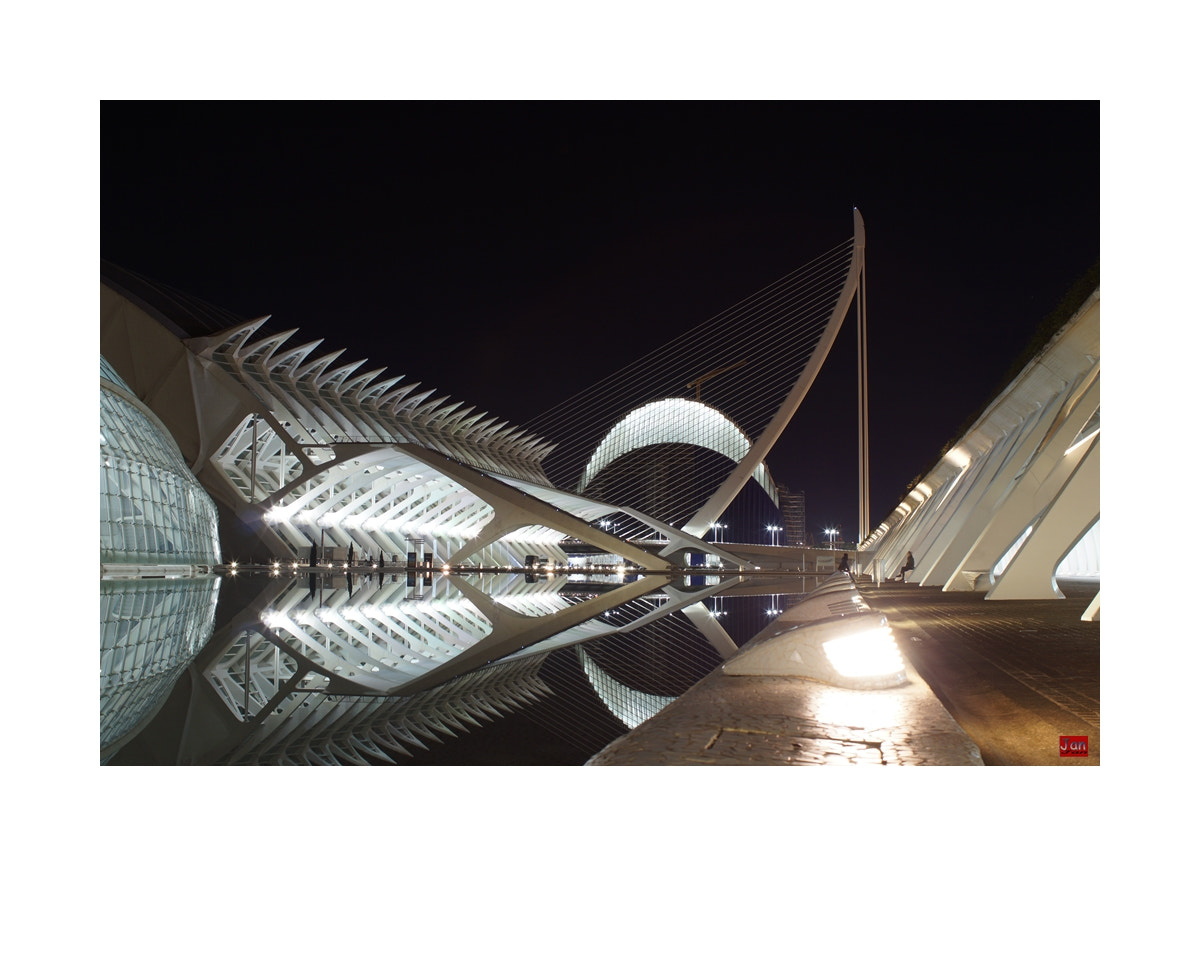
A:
988;436;1099;600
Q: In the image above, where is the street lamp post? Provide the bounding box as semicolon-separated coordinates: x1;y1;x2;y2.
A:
824;527;839;550
766;524;780;546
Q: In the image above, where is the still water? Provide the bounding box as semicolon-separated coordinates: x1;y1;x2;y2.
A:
102;567;826;765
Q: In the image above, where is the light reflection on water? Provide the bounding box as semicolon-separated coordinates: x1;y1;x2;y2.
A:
103;569;825;765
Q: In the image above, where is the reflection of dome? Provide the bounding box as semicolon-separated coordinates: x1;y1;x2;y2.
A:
100;577;220;761
577;646;674;729
101;355;222;761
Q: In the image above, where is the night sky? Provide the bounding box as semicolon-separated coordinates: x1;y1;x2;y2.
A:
101;101;1098;539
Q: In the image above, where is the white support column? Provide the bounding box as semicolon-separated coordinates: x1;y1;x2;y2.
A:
885;461;970;585
857;241;869;546
904;454;991;584
946;374;1099;592
933;410;1054;589
988;437;1100;600
874;488;936;582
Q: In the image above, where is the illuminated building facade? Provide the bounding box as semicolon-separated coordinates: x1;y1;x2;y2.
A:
101;355;221;574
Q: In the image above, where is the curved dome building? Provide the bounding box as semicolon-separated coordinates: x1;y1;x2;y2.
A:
101;355;221;573
101;355;222;760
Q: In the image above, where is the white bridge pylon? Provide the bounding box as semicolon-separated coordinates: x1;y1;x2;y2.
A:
682;209;865;537
528;209;868;550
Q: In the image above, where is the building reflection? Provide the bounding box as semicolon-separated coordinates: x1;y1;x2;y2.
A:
100;577;221;762
107;570;811;765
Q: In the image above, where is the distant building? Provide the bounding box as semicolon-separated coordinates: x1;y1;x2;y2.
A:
777;484;807;546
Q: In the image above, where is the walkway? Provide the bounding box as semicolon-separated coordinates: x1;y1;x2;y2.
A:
586;577;1099;766
856;579;1100;765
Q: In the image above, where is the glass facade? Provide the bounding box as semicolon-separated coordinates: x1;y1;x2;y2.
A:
100;358;221;568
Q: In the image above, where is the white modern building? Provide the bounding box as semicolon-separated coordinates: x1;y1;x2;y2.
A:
858;285;1100;619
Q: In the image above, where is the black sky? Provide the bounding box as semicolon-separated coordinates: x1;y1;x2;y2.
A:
101;100;1098;538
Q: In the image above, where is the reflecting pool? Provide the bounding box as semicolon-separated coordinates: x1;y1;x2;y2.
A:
102;567;826;765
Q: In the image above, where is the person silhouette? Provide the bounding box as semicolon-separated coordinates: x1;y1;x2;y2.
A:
900;551;915;582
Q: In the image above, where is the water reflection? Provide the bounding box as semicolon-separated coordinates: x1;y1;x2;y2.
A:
104;568;825;765
100;576;221;762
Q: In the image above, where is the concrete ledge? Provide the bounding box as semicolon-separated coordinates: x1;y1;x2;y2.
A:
723;574;907;690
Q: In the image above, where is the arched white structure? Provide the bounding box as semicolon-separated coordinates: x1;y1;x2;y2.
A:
860;286;1099;613
686;209;864;535
528;211;866;540
580;397;778;506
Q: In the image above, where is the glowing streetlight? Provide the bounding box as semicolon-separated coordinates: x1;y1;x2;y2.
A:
711;522;725;544
824;527;839;549
766;524;780;546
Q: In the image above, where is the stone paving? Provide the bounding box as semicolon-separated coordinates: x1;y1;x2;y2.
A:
856;579;1100;766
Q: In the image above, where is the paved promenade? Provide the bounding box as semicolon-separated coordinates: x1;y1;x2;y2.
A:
857;579;1100;765
587;576;1099;766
